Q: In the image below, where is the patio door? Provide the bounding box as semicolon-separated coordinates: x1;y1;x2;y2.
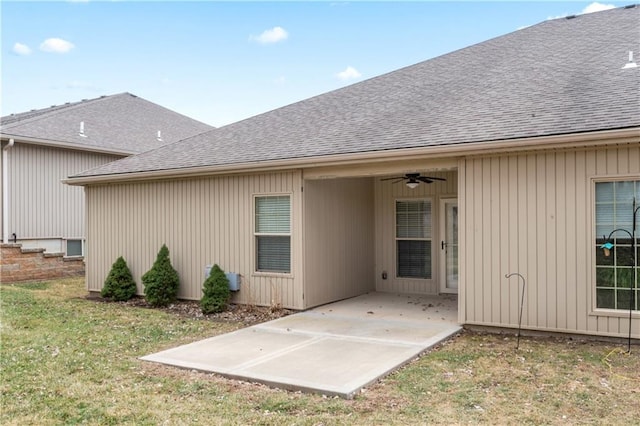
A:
440;199;458;293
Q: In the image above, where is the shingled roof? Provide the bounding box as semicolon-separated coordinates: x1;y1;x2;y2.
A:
71;6;640;180
1;93;214;155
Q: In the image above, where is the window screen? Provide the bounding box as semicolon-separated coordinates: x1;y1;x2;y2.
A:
396;200;432;279
255;196;291;273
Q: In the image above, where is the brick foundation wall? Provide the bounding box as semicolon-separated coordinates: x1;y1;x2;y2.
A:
0;244;85;283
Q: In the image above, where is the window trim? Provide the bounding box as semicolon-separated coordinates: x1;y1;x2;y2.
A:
253;193;292;276
394;197;433;280
591;176;640;317
65;238;84;257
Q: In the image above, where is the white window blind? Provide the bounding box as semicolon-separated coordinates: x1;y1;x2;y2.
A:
396;200;432;279
255;196;291;273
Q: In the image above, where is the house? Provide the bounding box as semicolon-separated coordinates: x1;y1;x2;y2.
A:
66;7;639;340
0;93;213;257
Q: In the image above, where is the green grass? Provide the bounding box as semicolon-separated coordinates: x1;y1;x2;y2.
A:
2;278;639;425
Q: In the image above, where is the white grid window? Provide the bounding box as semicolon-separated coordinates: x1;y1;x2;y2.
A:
396;199;432;279
255;195;291;273
595;180;640;311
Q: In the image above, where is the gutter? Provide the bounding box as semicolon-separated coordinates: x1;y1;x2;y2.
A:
63;127;640;186
2;138;14;243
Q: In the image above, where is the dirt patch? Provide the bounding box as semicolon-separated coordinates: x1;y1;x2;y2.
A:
90;295;294;326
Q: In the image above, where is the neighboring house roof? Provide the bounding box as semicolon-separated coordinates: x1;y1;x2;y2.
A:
71;6;640;180
1;93;214;155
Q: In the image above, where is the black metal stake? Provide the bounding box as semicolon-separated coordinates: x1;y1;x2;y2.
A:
505;272;526;350
600;198;638;353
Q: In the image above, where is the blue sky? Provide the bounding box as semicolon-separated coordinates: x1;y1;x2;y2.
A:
1;1;628;127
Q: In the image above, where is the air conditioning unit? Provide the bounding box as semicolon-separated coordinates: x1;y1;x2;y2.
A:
204;265;240;292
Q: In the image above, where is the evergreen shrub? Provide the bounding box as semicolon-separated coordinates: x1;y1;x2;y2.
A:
201;264;231;314
101;256;137;301
142;244;179;307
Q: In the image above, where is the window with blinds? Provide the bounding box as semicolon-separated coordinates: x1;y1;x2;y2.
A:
255;195;291;273
595;180;639;311
396;199;432;279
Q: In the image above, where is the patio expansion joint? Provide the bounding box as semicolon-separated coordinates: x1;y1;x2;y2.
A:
254;311;459;347
227;333;328;373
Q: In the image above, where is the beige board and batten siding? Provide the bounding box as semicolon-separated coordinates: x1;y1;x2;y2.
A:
374;170;458;295
461;143;640;339
303;178;375;308
7;143;122;240
85;171;304;309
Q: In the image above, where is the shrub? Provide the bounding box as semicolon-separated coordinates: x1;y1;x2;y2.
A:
201;264;231;314
142;244;179;307
101;256;137;301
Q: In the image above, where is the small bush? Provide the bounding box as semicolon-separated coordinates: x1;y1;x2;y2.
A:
101;256;136;301
201;264;231;314
142;244;179;307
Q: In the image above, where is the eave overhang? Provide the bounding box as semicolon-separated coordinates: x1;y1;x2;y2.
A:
63;127;640;186
0;133;136;156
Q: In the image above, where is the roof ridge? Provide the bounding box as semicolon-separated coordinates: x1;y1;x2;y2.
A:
0;93;131;128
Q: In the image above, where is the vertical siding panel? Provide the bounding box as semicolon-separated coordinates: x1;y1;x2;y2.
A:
525;155;537;327
474;161;484;321
457;159;466;323
584;151;599;333
575;150;589;332
515;155;528;327
565;151;578;330
489;157;501;324
629;145;640;173
506;155;519;326
535;153;547;328
499;156;511;325
546;152;557;329
556;152;568;331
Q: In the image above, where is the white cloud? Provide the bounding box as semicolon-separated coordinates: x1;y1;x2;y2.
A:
582;2;616;14
40;38;75;53
336;66;362;81
251;26;288;44
13;42;32;56
548;2;616;20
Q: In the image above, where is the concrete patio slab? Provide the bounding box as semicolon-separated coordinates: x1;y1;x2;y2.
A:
141;292;461;398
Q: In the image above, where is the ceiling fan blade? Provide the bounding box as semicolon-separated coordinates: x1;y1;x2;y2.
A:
417;176;446;183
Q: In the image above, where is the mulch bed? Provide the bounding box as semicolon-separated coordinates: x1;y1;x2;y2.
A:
89;295;294;326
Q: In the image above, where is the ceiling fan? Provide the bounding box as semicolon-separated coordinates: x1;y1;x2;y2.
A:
381;173;446;189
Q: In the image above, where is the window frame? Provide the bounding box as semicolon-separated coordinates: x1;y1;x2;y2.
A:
65;239;84;257
253;193;292;275
395;198;433;280
592;177;640;315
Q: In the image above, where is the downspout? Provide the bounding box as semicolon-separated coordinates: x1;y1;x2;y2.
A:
2;138;14;244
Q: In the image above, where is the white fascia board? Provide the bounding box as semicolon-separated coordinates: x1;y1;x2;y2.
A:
63;127;640;186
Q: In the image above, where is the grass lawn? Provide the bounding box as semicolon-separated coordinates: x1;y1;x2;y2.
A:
1;278;639;425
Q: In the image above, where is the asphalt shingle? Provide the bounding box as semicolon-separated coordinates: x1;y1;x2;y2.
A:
72;6;640;179
1;93;214;154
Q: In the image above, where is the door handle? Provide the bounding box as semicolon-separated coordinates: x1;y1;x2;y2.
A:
441;241;445;250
